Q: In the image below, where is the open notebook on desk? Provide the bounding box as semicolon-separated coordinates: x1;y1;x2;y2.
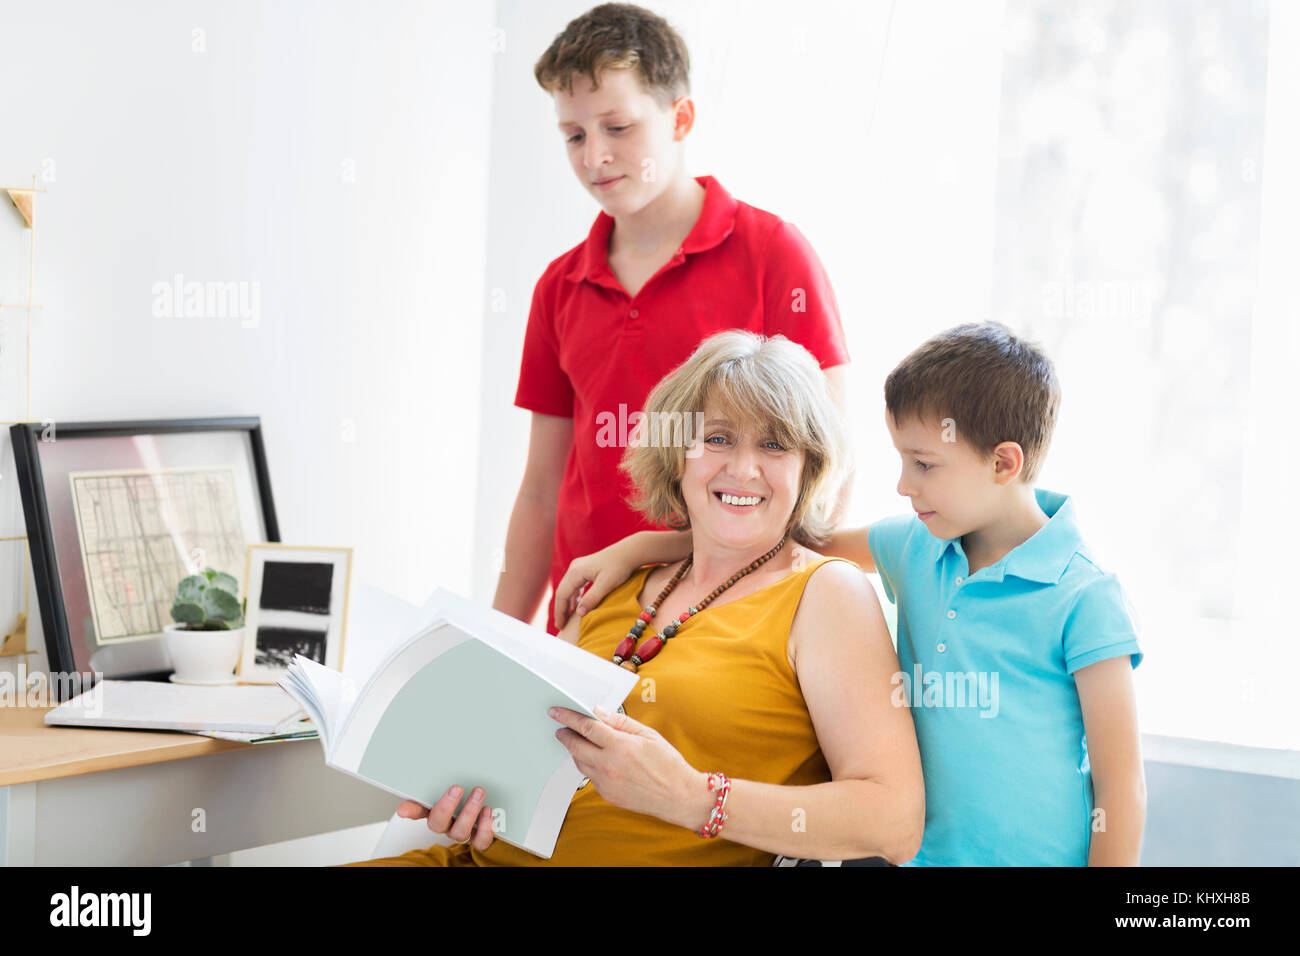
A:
44;681;306;735
38;580;450;742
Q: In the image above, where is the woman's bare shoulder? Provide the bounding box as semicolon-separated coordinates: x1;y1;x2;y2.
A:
787;556;880;671
796;555;880;617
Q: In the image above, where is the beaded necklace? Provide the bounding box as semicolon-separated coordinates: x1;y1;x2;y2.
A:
612;533;789;672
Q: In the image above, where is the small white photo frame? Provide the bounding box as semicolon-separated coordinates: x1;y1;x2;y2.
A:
239;543;352;683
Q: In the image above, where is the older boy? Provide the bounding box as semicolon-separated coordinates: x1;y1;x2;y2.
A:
555;322;1146;866
493;3;853;635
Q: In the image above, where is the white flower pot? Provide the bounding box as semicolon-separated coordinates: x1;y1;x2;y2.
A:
162;624;245;685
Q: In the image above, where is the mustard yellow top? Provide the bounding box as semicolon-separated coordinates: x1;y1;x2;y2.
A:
356;554;858;867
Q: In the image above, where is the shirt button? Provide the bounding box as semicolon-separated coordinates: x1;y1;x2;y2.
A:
937;642;947;653
629;309;639;319
947;609;956;619
955;576;964;585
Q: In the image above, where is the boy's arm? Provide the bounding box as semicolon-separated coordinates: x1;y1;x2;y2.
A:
492;412;572;626
822;524;874;573
557;518;878;626
1075;655;1146;865
816;362;878;573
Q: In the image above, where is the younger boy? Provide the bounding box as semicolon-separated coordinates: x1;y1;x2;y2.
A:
554;321;1146;866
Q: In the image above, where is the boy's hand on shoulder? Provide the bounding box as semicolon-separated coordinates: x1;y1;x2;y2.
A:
553;530;692;630
553;540;639;631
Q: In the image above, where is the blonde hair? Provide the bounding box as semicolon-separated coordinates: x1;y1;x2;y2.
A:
620;331;850;546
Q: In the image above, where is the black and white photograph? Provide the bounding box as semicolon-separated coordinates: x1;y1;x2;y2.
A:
239;544;351;682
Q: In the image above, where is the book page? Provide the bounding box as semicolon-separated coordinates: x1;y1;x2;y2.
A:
342;580;443;684
293;655;351;754
423;588;638;715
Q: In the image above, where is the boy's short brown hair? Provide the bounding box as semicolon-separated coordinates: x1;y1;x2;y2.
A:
884;321;1061;484
534;3;690;109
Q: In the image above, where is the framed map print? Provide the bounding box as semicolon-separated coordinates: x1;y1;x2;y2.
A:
9;417;279;697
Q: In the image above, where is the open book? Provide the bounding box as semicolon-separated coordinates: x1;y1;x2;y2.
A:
277;587;638;859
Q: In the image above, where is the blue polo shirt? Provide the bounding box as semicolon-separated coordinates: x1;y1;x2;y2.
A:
868;487;1142;866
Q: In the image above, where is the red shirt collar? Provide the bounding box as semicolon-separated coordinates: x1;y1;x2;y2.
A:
565;174;739;285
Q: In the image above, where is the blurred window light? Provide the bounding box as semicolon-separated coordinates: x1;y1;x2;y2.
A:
993;0;1298;750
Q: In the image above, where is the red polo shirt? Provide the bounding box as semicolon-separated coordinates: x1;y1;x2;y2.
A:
514;174;850;634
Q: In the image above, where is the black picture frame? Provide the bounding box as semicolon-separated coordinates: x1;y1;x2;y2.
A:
9;417;279;699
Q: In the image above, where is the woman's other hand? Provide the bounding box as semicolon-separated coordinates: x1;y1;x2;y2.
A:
549;706;712;831
396;786;496;851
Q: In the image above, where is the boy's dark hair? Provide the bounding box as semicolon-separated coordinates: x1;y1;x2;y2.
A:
534;3;690;109
884;321;1061;484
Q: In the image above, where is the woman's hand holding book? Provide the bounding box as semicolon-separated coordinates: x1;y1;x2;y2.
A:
397;786;496;851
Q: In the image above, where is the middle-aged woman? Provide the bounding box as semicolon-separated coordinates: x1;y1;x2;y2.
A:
349;330;923;866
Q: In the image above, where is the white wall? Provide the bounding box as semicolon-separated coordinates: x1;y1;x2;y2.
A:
1;0;495;866
0;0;495;689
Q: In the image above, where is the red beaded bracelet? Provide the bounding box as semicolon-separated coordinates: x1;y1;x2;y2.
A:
697;771;731;839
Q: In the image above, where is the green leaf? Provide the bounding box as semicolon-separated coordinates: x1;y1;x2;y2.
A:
208;571;239;596
176;575;207;603
202;586;241;622
171;601;205;625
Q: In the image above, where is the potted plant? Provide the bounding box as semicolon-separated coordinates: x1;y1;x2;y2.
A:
162;567;247;684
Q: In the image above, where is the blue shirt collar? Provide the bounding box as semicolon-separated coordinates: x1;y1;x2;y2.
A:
933;488;1083;585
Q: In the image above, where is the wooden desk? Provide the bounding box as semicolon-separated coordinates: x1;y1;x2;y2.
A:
0;704;397;866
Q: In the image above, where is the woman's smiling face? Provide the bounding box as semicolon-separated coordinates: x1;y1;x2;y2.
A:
680;399;806;550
